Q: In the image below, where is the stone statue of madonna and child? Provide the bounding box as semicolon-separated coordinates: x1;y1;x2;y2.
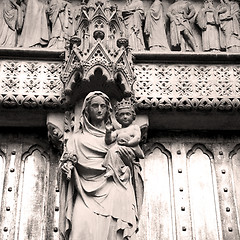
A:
59;91;144;240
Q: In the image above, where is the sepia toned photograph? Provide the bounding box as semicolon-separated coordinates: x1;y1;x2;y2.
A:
0;0;240;239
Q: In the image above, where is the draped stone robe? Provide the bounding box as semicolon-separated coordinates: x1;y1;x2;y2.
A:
0;0;24;47
122;0;145;51
217;1;240;52
18;0;49;47
59;114;144;240
196;4;220;52
144;0;170;51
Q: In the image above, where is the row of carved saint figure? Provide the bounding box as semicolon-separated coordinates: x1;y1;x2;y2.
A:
0;0;240;52
126;0;240;52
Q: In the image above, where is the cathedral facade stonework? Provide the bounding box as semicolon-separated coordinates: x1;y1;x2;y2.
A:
0;0;240;239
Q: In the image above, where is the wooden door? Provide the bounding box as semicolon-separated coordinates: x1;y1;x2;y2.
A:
1;129;240;240
137;131;240;240
0;128;60;240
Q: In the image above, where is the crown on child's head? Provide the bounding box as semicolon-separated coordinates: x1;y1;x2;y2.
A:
115;98;135;114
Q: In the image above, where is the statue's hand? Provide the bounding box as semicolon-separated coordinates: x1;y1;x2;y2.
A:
117;138;128;146
105;122;114;133
145;30;150;36
61;161;74;180
184;13;190;19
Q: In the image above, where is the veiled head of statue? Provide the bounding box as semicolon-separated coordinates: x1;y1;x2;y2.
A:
83;91;112;124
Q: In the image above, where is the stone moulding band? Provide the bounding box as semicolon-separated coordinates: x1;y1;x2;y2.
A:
133;59;240;112
135;96;240;112
0;48;65;61
132;52;240;64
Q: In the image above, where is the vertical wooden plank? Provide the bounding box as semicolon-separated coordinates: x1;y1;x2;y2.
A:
187;145;220;240
231;146;240;233
15;147;50;240
171;142;193;240
0;131;59;240
52;181;60;240
0;143;22;240
137;143;175;240
46;149;60;240
214;143;240;240
0;152;6;209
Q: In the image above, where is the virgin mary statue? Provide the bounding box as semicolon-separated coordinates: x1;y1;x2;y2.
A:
59;91;144;240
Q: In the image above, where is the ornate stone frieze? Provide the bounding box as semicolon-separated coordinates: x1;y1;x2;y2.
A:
2;59;240;112
0;60;63;108
0;47;240;113
134;63;240;112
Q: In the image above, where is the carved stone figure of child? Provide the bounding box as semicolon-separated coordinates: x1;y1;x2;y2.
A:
103;98;144;182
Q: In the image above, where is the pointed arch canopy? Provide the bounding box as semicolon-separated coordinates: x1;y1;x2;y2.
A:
60;1;134;106
61;42;134;105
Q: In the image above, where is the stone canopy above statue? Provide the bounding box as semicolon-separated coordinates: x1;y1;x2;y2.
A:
61;0;134;106
0;0;239;53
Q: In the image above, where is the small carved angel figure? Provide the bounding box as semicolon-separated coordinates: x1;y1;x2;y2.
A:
196;0;220;52
103;99;144;182
0;0;24;47
167;0;198;51
216;0;240;52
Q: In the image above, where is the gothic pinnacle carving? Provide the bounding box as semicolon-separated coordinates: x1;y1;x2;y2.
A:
61;0;134;105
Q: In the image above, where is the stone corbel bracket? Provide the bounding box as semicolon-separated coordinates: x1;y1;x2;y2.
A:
47;113;65;152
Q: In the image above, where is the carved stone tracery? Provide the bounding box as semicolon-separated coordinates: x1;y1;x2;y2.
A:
0;60;63;108
134;63;240;111
0;57;240;113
